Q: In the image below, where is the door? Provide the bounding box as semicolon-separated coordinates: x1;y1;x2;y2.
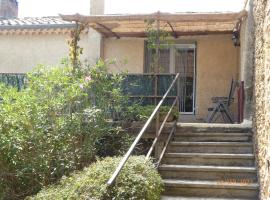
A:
145;43;196;114
174;44;196;114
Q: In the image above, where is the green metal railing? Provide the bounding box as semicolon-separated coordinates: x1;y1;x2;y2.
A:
107;73;180;186
0;73;26;90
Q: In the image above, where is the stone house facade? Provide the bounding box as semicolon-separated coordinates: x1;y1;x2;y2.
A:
0;0;270;198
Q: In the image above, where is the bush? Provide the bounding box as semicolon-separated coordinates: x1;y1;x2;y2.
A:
125;104;179;122
28;156;164;200
0;61;131;199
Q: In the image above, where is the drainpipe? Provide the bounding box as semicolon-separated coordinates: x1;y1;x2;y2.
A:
87;0;105;65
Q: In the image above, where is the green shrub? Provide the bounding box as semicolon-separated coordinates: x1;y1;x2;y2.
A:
28;156;164;200
125;104;179;122
0;61;130;200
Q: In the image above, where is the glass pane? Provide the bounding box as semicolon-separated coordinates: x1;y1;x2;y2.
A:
145;48;170;73
159;49;170;73
175;48;195;113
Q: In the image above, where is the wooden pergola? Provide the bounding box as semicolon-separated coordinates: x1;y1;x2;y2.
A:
60;10;247;38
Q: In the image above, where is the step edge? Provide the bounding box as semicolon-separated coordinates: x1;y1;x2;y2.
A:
159;165;257;172
164;153;255;159
161;196;254;200
163;179;259;190
174;132;252;136
170;142;253;146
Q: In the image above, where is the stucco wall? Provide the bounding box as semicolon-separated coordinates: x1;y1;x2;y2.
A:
0;33;91;73
103;34;239;120
253;0;270;199
195;34;239;120
103;38;145;73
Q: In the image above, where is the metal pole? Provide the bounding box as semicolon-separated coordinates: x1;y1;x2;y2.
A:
155;18;160;158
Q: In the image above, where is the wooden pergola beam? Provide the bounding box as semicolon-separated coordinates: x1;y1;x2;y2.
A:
167;21;178;38
96;22;120;39
93;30;232;38
60;10;247;24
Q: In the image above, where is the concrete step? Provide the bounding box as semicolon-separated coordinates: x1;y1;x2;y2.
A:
159;165;257;182
173;132;252;142
162;153;255;166
168;142;253;154
176;123;252;134
161;196;256;200
163;179;259;199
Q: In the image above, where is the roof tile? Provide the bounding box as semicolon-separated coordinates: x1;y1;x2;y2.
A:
0;16;75;29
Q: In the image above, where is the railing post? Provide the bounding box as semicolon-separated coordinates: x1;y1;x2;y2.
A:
155;74;160;159
177;74;180;113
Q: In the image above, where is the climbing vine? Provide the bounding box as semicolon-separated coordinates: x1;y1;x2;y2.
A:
145;19;173;73
68;22;86;71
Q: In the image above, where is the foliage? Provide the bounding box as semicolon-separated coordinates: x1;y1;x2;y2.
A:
145;19;174;73
27;156;164;200
125;104;179;122
95;130;134;157
68;22;86;70
0;61;131;200
145;19;172;50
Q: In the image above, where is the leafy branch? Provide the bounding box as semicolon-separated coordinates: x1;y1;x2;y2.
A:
145;19;173;73
68;22;86;71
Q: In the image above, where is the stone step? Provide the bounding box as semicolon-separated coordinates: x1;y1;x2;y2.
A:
163;179;259;199
168;142;253;154
161;196;256;200
173;132;252;142
159;165;257;182
176;123;252;134
162;153;255;166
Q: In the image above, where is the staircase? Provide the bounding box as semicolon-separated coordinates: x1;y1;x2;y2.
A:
159;123;259;200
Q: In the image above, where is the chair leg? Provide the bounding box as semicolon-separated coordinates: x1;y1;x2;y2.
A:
206;104;219;123
220;103;234;123
213;112;221;123
220;111;227;123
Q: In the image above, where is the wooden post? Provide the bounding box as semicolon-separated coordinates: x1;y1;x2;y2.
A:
177;74;180;114
155;18;161;159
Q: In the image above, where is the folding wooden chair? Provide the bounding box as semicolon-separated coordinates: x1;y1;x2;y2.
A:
206;79;238;124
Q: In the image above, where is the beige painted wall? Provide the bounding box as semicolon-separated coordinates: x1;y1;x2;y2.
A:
195;34;239;120
103;34;239;120
103;38;145;73
0;33;91;73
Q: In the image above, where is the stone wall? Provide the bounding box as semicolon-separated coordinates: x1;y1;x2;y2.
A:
253;0;270;199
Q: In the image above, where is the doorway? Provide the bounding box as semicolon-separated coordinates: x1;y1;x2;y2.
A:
145;43;196;114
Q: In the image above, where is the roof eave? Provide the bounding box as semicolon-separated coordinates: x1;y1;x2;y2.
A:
0;23;76;30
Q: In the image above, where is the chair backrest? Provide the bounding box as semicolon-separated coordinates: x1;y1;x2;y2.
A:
227;79;238;107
